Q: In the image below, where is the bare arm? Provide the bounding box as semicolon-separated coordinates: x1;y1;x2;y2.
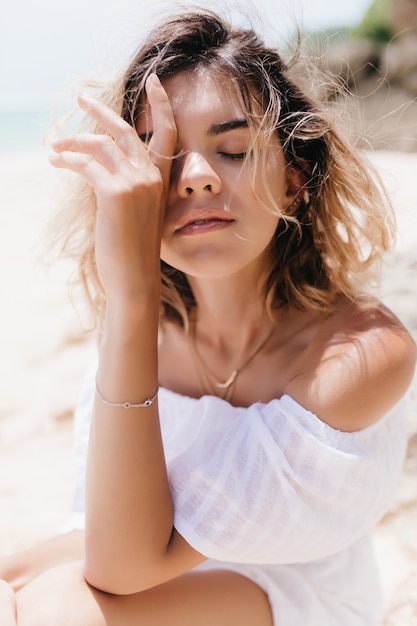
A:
50;76;205;596
286;303;416;431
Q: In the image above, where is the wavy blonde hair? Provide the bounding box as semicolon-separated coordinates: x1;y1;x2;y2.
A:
50;9;394;330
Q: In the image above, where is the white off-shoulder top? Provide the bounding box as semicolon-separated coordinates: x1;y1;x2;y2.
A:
70;365;408;626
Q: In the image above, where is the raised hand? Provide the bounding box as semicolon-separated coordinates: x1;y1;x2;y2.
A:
50;74;177;303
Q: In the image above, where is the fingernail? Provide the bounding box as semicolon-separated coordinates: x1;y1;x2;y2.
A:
78;92;92;106
146;74;162;88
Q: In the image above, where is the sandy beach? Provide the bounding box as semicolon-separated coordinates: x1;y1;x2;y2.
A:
0;148;416;623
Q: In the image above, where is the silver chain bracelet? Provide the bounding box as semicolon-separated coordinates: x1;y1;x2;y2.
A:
95;375;159;408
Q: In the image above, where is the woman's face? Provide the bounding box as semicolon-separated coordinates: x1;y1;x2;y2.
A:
137;69;294;280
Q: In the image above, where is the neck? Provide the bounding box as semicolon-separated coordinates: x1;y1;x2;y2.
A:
185;273;278;402
188;273;272;359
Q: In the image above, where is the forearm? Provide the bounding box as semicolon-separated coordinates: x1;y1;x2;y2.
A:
85;297;174;594
50;76;180;594
0;531;84;591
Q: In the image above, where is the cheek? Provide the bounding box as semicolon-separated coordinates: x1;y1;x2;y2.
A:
250;154;288;213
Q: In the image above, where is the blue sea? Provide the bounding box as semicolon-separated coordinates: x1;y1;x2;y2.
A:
0;109;54;153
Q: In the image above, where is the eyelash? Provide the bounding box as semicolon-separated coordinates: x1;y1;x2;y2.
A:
219;152;247;161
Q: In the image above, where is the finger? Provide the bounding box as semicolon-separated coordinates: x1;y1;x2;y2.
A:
145;74;177;183
51;134;130;174
77;93;145;160
49;149;110;188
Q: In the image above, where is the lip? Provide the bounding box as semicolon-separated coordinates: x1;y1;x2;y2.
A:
174;208;235;235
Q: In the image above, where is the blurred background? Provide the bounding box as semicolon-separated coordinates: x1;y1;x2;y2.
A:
1;0;417;152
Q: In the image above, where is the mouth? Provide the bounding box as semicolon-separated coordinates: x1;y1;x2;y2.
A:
174;209;235;235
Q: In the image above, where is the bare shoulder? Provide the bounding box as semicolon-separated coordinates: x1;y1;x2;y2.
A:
285;299;417;432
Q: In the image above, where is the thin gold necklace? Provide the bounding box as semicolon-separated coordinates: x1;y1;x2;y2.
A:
190;322;276;401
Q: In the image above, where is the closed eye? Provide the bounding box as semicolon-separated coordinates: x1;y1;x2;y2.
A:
219;152;247;161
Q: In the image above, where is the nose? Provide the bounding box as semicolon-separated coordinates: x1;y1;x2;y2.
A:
173;151;222;198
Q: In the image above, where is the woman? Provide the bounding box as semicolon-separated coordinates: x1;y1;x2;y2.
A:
1;9;416;625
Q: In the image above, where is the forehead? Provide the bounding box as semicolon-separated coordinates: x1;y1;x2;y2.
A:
138;69;250;133
165;69;244;114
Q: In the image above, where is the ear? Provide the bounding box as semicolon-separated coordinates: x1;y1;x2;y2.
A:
284;164;309;215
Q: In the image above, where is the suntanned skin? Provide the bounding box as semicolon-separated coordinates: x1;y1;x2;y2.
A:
1;69;415;625
159;295;416;430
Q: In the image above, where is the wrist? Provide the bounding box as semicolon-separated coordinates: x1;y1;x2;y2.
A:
104;285;160;323
101;294;160;353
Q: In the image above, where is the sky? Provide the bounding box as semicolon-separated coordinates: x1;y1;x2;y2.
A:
0;0;374;110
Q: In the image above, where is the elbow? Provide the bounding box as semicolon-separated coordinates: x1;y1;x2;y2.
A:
83;565;138;595
82;559;159;596
83;561;124;595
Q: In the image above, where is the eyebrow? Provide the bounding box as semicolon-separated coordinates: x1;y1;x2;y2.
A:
138;119;249;143
207;119;248;136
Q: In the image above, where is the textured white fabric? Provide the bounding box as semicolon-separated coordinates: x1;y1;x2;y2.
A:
160;389;407;564
70;366;408;625
192;535;383;626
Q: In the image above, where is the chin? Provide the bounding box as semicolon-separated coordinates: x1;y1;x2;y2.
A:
161;244;269;282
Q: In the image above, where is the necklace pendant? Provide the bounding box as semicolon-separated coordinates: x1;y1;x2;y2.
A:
216;369;239;389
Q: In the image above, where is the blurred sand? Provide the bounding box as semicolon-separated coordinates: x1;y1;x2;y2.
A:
0;149;416;623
